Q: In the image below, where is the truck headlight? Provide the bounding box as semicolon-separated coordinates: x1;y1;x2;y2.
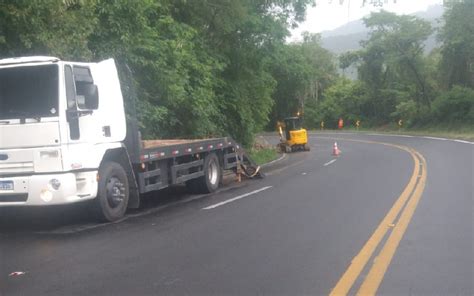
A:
40;189;53;202
48;179;61;190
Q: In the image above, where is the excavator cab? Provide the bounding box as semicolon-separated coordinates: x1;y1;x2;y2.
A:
278;116;310;153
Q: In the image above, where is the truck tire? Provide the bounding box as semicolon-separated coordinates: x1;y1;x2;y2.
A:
187;153;221;194
93;161;129;222
185;178;201;193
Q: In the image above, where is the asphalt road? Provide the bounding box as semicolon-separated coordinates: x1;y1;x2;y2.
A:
0;132;472;296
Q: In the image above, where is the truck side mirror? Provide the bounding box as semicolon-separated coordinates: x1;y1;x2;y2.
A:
80;84;99;110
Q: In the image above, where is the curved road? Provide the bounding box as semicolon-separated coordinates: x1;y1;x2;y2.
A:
0;132;472;295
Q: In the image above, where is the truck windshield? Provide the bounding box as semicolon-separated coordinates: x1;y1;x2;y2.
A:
0;64;59;120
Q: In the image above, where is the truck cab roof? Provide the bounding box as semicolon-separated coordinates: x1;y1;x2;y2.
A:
0;56;60;66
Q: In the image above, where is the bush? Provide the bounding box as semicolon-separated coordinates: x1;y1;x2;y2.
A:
431;86;474;124
304;78;370;129
391;100;418;126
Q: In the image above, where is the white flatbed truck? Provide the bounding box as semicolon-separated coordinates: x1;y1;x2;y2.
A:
0;56;262;221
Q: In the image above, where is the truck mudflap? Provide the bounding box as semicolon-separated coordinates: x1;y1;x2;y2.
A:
234;146;265;179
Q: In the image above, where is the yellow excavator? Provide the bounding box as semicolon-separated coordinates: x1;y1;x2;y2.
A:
277;116;310;153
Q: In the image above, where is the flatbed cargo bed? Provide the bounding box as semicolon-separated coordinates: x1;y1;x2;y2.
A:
135;136;262;194
138;137;239;163
142;138;220;149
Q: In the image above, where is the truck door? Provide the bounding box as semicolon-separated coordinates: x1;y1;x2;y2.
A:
64;64;101;141
62;60;126;171
89;59;126;143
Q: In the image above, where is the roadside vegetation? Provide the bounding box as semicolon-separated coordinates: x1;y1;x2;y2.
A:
247;136;279;165
0;1;472;148
296;2;474;134
0;0;313;146
248;148;279;166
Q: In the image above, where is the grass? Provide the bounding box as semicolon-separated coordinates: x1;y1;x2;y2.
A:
248;147;280;165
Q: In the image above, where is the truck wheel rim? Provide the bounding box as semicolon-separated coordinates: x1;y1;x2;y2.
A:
208;160;218;185
106;176;125;208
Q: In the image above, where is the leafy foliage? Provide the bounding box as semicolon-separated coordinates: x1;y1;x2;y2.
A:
307;11;436;128
1;0;472;137
268;33;337;128
431;86;474;124
305;78;368;128
0;0;314;146
438;1;474;89
309;4;473;130
0;0;96;59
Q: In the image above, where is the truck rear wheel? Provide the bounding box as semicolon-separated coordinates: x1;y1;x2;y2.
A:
186;153;221;194
94;161;129;222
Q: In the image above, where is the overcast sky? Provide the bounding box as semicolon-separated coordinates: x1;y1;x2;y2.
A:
290;0;444;41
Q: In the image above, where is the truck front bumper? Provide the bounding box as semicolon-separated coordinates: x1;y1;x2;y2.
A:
0;171;98;206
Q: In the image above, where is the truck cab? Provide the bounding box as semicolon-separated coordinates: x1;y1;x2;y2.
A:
0;57;126;210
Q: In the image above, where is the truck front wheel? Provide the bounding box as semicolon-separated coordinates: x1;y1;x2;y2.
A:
94;161;129;222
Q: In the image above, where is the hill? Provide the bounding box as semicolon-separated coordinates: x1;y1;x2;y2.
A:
320;4;445;54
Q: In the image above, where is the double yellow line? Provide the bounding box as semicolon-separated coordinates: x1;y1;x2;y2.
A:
326;140;427;296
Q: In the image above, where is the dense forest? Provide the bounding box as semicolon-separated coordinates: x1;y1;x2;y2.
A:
0;0;472;145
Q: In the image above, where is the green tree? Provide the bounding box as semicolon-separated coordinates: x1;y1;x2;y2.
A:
305;78;369;128
169;0;315;144
0;0;96;59
339;51;359;77
269;43;312;125
355;11;433;123
269;33;336;128
88;0;224;139
431;86;474;124
438;0;474;89
0;0;315;144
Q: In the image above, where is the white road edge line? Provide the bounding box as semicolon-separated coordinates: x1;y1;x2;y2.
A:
366;134;472;144
261;153;287;168
453;139;472;144
202;186;273;210
423;136;448;141
308;132;356;135
324;159;337;167
367;133;414;138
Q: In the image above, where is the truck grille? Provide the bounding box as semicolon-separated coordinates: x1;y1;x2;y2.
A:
0;193;28;202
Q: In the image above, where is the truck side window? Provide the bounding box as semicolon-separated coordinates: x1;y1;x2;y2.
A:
64;65;76;109
73;67;95;109
65;65;80;140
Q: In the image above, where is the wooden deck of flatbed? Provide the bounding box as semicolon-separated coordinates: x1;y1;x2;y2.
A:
141;138;220;149
137;137;237;164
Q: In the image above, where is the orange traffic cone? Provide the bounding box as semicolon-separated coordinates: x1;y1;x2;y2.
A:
332;142;341;156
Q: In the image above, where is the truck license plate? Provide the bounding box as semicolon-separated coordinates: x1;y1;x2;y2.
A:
0;181;14;191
